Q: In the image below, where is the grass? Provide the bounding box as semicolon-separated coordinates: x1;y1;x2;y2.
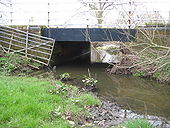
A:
117;119;154;128
0;76;100;128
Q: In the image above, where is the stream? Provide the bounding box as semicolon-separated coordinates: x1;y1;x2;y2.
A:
32;63;170;127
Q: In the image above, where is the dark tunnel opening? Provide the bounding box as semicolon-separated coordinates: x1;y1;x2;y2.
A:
50;41;91;66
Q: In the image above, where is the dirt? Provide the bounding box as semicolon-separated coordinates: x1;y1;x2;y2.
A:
109;54;135;75
86;97;170;128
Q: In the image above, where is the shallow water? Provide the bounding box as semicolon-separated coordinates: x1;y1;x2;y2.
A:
50;63;170;121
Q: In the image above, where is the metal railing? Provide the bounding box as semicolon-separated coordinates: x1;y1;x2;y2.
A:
0;25;55;65
0;1;170;28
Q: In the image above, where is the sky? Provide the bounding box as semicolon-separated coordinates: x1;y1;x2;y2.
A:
0;0;170;27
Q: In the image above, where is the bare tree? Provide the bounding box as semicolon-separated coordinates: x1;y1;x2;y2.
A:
106;27;170;83
108;1;170;83
0;0;12;25
79;0;117;27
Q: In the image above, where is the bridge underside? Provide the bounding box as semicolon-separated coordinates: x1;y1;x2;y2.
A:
42;28;136;42
51;41;90;66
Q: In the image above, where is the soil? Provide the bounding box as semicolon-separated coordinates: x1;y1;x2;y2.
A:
109;55;135;75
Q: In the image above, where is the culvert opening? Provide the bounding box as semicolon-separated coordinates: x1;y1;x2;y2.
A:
50;41;91;66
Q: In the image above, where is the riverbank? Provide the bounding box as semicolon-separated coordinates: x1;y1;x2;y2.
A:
0;50;169;127
87;96;170;128
91;42;170;85
1;75;165;128
30;68;170;128
0;76;100;127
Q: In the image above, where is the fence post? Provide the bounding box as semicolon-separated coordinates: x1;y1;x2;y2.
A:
47;3;50;27
10;3;13;25
85;2;90;41
128;0;132;29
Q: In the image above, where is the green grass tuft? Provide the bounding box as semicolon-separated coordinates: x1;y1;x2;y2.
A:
76;93;100;106
117;119;155;128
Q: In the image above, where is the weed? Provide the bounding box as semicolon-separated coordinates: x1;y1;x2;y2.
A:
82;75;98;87
153;71;161;79
59;72;71;81
0;53;41;75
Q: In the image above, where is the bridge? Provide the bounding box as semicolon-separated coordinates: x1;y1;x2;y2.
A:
41;28;136;65
0;1;169;66
0;25;136;66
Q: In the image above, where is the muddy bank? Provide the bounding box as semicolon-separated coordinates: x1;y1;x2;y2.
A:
60;76;170;127
87;97;170;128
108;50;170;85
108;54;170;85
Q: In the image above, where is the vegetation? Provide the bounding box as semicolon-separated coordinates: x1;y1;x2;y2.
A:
80;0;116;26
145;22;170;26
0;53;41;75
117;119;154;128
109;28;170;84
82;75;98;87
0;76;100;128
59;72;72;81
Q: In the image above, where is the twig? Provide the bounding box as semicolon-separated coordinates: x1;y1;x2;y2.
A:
150;62;170;74
129;48;170;69
88;68;91;78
